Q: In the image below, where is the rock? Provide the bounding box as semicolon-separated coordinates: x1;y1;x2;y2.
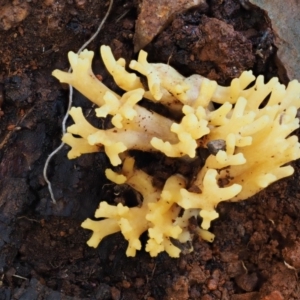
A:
110;287;121;300
227;261;246;278
261;290;284;300
149;14;255;84
235;273;258;292
95;283;111;300
250;0;300;80
134;0;208;52
207;139;226;155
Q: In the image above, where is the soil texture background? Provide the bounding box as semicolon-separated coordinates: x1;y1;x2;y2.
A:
0;0;300;299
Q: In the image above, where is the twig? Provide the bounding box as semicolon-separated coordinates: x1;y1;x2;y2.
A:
116;9;131;23
43;0;114;204
0;107;34;150
12;274;28;280
17;216;40;223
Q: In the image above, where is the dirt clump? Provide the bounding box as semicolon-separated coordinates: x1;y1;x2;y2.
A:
0;1;30;31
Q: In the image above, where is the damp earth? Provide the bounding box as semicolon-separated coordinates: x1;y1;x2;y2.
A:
0;1;300;299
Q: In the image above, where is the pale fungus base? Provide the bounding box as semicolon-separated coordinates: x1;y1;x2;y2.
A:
52;46;300;257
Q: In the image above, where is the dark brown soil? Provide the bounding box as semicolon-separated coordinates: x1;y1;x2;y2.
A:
0;1;299;299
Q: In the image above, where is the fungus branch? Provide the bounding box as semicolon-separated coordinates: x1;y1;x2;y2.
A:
52;45;300;257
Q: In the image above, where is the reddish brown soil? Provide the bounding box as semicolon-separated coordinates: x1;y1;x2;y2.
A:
0;1;299;300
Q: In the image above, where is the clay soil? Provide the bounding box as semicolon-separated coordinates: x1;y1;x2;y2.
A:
0;0;300;299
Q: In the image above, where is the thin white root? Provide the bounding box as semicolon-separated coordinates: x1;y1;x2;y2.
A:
42;0;114;204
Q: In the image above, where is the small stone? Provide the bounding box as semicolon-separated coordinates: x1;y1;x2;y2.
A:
235;273;258;292
220;251;239;263
261;290;284;300
227;261;246;278
95;283;111;300
75;0;86;9
110;286;121;300
68;228;75;234
122;280;131;288
207;139;226;155
207;278;218;290
44;0;54;5
188;263;206;284
135;278;145;288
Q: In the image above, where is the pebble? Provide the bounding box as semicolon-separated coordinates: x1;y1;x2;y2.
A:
261;290;284;300
235;273;258;292
95;283;111;300
227;261;246;278
135;277;145;288
110;286;121;300
207;278;218;290
122;280;131;288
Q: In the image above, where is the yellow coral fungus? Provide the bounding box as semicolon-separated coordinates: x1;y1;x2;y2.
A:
53;45;300;257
